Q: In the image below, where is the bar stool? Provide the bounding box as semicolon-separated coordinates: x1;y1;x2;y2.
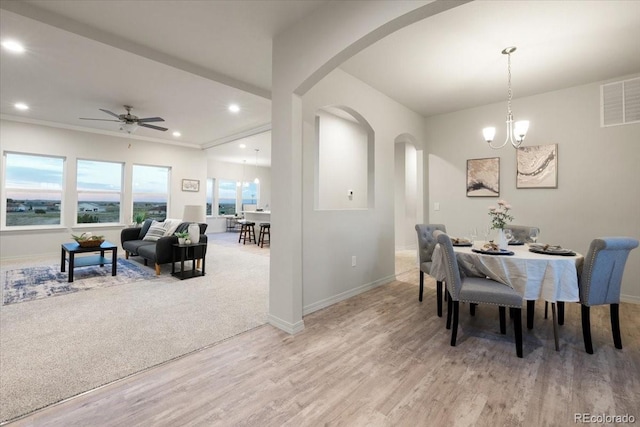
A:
258;222;271;248
238;220;256;244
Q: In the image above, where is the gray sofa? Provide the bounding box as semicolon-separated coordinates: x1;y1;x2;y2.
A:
121;219;208;274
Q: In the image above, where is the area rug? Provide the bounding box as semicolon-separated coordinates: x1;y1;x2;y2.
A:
3;259;159;305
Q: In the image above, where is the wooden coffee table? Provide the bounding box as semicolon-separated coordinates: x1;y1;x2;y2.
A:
61;241;118;282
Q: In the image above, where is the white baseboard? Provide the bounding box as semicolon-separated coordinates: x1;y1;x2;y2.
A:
303;275;396;316
621;294;640;304
267;314;305;334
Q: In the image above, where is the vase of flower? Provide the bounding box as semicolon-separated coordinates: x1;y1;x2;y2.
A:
497;228;509;250
488;200;514;250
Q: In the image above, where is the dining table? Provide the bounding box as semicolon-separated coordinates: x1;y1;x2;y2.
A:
430;241;585;350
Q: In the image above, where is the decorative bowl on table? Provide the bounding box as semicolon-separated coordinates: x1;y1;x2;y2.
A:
72;232;105;247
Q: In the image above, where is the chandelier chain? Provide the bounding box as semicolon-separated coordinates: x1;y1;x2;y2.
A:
507;51;512;116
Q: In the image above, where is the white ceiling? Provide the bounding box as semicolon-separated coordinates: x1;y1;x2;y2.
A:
1;1;639;167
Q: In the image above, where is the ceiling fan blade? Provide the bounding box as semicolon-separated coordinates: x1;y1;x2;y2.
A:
79;118;121;122
139;123;168;131
137;117;165;123
99;109;121;119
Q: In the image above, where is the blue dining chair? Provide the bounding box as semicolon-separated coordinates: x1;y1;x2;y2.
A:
579;237;639;354
415;224;447;316
434;230;524;358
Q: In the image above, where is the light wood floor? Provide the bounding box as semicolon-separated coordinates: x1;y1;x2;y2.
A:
7;269;640;426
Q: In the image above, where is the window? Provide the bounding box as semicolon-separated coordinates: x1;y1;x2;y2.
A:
132;164;170;222
218;179;237;215
206;178;215;216
4;152;64;227
242;181;259;209
76;159;123;224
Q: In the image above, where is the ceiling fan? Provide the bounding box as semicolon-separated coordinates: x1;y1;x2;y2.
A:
80;105;168;133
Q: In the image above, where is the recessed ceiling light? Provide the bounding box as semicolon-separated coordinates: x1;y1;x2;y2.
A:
2;40;25;53
173;131;181;137
228;104;240;113
14;102;29;111
239;143;246;148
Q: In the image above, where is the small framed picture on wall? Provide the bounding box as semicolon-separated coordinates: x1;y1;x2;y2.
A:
181;179;200;192
466;157;500;197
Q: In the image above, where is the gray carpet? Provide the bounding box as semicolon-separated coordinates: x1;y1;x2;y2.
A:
3;258;158;305
0;233;269;423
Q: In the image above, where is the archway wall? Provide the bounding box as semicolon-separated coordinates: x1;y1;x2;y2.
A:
300;69;427;314
395;134;423;251
269;0;470;331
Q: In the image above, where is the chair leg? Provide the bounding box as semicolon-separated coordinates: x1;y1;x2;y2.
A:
470;303;477;316
436;280;443;317
450;301;459;346
514;308;523;358
610;303;622;350
419;271;424;302
581;305;594;354
551;302;559;351
527;300;535;329
544;301;548;319
446;291;453;330
499;307;506;334
558;301;565;325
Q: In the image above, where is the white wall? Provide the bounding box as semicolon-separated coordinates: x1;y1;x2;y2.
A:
301;68;427;314
317;110;368;210
0;120;206;259
271;0;450;332
425;75;640;302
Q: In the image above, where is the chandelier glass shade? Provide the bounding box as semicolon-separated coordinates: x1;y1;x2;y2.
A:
483;46;529;149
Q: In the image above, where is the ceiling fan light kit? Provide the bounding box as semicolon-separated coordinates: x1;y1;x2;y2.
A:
79;105;168;134
483;46;530;149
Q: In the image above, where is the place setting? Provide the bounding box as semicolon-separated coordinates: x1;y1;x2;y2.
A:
528;243;576;256
471;241;515;256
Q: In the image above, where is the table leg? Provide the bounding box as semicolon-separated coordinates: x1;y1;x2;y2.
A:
68;253;75;283
172;247;176;275
100;249;105;267
180;247;185;275
111;248;117;276
551;302;559;351
201;249;206;276
527;300;535;329
557;301;565;325
61;247;66;272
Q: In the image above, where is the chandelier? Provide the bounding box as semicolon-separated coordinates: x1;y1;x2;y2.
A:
482;46;529;149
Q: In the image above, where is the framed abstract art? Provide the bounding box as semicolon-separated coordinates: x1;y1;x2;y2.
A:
516;144;558;188
466;157;500;197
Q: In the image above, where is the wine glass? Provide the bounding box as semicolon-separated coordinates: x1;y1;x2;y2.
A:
469;227;478;244
504;228;513;244
529;228;539;244
482;225;491;243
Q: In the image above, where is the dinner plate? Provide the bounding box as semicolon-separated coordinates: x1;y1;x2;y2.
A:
529;248;576;256
508;241;524;246
472;248;514;256
452;242;472;247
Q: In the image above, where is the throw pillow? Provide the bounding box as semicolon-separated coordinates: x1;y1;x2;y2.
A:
143;221;167;241
138;218;154;239
162;218;183;237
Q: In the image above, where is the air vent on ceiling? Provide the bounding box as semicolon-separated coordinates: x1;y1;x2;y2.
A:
601;77;640;127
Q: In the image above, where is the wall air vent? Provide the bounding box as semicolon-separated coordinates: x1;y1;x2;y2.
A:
601;77;640;127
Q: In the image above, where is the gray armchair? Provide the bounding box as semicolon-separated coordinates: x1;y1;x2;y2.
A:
507;225;540;243
435;230;524;358
415;224;447;316
579;237;639;354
